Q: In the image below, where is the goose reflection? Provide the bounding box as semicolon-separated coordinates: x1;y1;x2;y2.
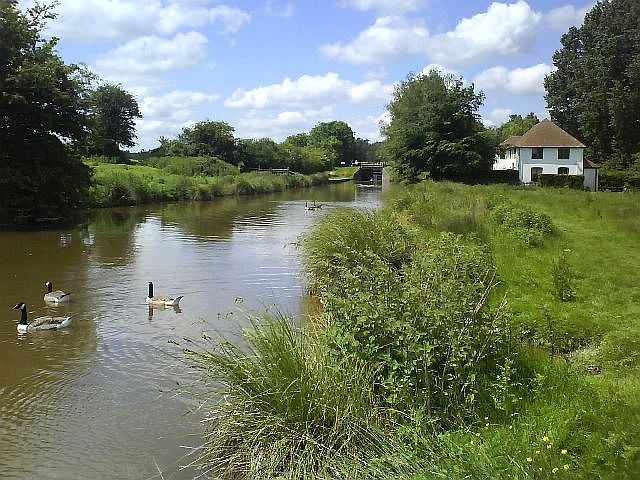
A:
147;304;182;321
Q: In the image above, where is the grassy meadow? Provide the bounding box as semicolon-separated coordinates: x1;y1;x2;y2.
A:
85;158;329;208
186;181;640;479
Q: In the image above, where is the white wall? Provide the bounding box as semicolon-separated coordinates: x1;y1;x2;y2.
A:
584;168;598;191
519;147;584;183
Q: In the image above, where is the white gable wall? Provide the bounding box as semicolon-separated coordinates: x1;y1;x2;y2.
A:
519;147;584;183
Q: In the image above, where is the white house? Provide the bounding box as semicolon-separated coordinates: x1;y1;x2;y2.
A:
494;119;599;191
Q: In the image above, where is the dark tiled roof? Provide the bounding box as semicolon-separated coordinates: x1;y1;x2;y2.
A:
584;158;600;168
516;119;586;148
500;135;522;146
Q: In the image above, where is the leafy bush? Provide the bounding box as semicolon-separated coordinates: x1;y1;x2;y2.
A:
490;202;555;246
182;311;415;479
305;209;513;425
600;170;640;191
538;174;585;189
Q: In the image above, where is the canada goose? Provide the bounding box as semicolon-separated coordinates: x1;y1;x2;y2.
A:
304;201;317;211
13;302;74;333
145;282;183;307
44;281;71;303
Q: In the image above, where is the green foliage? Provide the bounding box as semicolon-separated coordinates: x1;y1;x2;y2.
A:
183;311;417;479
599;170;640;191
308;120;357;167
382;69;494;182
236;137;288;170
498;113;539;141
141;155;239;177
551;251;575;302
85;83;141;157
87;162;328;207
545;0;640;164
176;120;237;162
490;202;555;247
538;174;585;189
0;1;91;224
305;209;512;425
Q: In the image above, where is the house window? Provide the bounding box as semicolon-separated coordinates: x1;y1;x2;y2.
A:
558;147;570;159
531;167;543;182
532;147;544;159
558;167;569;175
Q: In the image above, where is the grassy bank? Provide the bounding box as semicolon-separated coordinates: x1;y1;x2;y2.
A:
187;181;640;479
86;158;329;207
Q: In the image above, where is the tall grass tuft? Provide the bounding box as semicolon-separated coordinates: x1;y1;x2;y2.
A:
183;311;418;479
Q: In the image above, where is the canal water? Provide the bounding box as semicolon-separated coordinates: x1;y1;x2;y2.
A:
0;183;385;479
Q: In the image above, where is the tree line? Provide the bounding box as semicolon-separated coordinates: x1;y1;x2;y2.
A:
0;2;378;224
3;0;638;223
147;120;380;175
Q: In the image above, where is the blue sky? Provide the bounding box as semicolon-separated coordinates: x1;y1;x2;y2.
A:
19;0;594;151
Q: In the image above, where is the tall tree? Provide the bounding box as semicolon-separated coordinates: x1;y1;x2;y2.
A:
177;120;236;162
383;70;491;181
308;121;357;167
0;1;91;223
545;0;640;166
499;113;539;141
87;83;141;157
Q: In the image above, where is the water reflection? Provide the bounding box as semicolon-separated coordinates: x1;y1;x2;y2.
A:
0;183;384;479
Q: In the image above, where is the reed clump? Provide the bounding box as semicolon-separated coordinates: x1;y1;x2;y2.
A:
183;311;420;479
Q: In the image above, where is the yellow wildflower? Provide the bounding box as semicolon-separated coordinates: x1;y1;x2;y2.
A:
538;467;543;472
543;436;549;442
564;464;570;470
547;444;552;449
561;449;568;455
535;450;540;455
552;467;559;474
527;457;533;463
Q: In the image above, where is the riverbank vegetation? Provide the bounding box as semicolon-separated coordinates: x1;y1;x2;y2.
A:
87;159;328;208
187;182;640;479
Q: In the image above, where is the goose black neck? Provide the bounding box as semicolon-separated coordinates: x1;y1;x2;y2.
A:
148;283;153;298
19;309;27;325
47;283;53;293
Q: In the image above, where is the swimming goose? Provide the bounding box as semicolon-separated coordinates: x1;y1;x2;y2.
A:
13;302;74;333
44;281;71;303
304;201;317;211
145;282;183;307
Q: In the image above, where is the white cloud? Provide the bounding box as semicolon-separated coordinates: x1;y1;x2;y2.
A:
473;63;555;95
419;63;460;78
225;73;393;109
135;90;220;149
264;1;294;18
319;16;429;63
339;0;427;14
426;1;542;67
321;2;544;66
20;0;250;43
483;108;514;127
94;32;209;75
234;107;335;140
544;3;593;30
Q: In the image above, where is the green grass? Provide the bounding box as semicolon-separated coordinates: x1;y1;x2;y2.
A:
182;311;423;480
189;181;640;479
328;166;358;178
86;160;329;207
